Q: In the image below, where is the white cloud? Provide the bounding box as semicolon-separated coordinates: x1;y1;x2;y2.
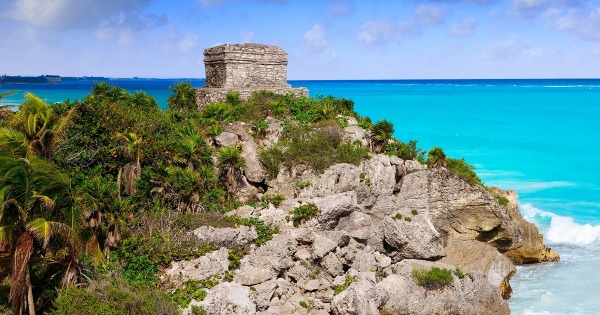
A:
303;24;328;51
178;33;199;53
512;0;549;17
357;19;396;45
544;4;600;40
450;17;477;36
301;24;336;61
415;4;446;24
7;0;155;30
481;35;542;60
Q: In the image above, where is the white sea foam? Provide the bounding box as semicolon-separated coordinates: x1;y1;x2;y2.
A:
521;203;600;245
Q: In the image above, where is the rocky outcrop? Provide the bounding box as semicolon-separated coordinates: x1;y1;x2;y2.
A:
164;247;229;283
192;225;258;247
496;188;559;264
440;235;516;299
175;116;557;314
375;260;510;315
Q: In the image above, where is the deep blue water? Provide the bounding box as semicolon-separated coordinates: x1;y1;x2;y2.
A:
3;78;600;314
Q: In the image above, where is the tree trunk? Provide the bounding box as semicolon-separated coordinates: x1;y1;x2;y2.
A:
26;271;35;315
116;167;122;200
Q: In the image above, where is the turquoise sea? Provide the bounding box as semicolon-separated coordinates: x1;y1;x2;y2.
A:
2;78;600;314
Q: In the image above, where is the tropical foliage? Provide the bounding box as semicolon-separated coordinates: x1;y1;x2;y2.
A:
0;82;487;313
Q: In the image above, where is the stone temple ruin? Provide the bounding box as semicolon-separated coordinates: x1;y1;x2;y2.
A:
196;43;308;108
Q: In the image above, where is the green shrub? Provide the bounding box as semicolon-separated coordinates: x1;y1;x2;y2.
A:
446;158;483;186
412;267;454;289
392;213;402;220
371;119;395;152
495;195;509;206
228;248;248;269
299;301;309;308
49;280;177;315
168;82;197;112
218;145;245;169
411;209;419;216
259;123;367;176
226;91;241;106
260;194;285;207
295;181;312;189
251;120;269;138
172;280;208;308
454;268;465;279
172;212;239;231
236;216;279;245
121;255;159;284
386;139;425;162
288;203;320;227
427;146;446;168
404;217;412;222
192;305;207;315
334;276;355;295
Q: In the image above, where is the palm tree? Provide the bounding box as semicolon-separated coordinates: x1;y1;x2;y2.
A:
0;154;81;315
9;92;77;158
167;82;197;112
174;122;213;171
427;146;447;168
114;132;143;196
370;119;395;153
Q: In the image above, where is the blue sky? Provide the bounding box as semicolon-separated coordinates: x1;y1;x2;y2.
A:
1;0;600;79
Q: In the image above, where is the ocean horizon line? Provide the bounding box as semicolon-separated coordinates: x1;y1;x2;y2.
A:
4;76;600;81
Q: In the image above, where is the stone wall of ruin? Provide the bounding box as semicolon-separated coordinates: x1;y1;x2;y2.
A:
204;44;288;88
196;43;308;109
196;87;308;108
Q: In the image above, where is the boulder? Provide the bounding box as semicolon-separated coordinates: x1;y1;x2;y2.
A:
440;234;516;299
190;281;256;315
164;247;229;283
377;259;510;315
192;225;258;247
369;217;444;262
496;188;560;264
214;131;239;148
235;234;297;286
331;272;388;315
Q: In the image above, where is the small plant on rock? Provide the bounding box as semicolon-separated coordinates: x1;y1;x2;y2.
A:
404;217;412;222
412;266;454;290
454;268;465;279
299;301;309;308
295;181;312;189
412;209;419;216
392;213;403;220
288;203;320;227
334;276;356;295
260;194;285;207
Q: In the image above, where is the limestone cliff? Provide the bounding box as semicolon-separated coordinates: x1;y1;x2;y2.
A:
168;116;557;315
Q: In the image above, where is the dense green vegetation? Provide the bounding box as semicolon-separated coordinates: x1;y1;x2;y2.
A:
411;266;455;289
0;81;487;313
287;203;320;227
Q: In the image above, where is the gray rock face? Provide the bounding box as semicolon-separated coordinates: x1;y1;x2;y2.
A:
331;272;388;315
188;282;256;315
164;247;229;283
377;260;510;315
192;225;258;247
440;235;516;299
177;120;555;315
235;234;297;286
371;217;445;262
